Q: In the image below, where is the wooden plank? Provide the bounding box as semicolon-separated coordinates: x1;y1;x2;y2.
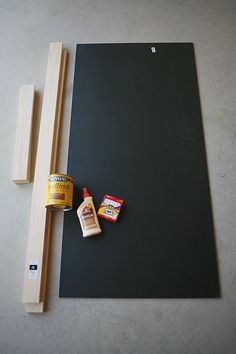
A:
40;49;67;300
25;49;67;313
22;42;63;305
25;303;44;313
12;84;35;183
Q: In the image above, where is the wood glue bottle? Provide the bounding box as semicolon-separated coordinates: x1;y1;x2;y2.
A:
77;188;102;237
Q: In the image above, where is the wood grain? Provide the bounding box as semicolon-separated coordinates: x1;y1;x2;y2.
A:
25;49;67;313
12;85;35;183
23;43;64;308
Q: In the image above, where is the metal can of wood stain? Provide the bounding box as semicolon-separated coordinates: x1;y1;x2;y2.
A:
45;174;74;211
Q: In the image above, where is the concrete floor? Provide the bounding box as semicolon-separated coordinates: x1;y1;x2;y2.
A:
1;1;236;353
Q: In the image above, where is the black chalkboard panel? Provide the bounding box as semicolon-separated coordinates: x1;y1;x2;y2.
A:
59;43;220;298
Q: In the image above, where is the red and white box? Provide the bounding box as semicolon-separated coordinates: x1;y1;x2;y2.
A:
97;195;124;222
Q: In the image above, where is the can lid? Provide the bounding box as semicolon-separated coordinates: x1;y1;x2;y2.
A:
83;188;91;199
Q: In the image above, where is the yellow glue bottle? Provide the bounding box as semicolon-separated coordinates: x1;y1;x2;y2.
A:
77;188;102;237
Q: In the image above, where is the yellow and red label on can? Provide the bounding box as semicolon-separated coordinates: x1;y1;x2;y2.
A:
45;174;74;211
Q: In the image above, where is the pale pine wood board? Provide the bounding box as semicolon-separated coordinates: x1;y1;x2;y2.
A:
25;302;44;313
50;49;67;173
39;50;68;302
12;84;35;183
23;42;63;305
25;49;67;313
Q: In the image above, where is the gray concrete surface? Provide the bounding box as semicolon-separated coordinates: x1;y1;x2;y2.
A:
0;0;236;353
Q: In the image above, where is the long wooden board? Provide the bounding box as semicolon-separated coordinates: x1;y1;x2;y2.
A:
12;84;35;183
23;43;65;310
25;49;67;313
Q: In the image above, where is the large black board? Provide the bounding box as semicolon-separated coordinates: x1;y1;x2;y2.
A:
59;43;220;298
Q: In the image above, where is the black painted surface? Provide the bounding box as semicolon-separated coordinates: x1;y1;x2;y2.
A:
59;43;220;298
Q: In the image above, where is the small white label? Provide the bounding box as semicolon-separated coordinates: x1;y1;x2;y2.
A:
28;260;38;280
151;47;156;53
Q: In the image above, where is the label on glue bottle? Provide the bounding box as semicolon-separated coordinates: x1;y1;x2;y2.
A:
81;204;97;228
